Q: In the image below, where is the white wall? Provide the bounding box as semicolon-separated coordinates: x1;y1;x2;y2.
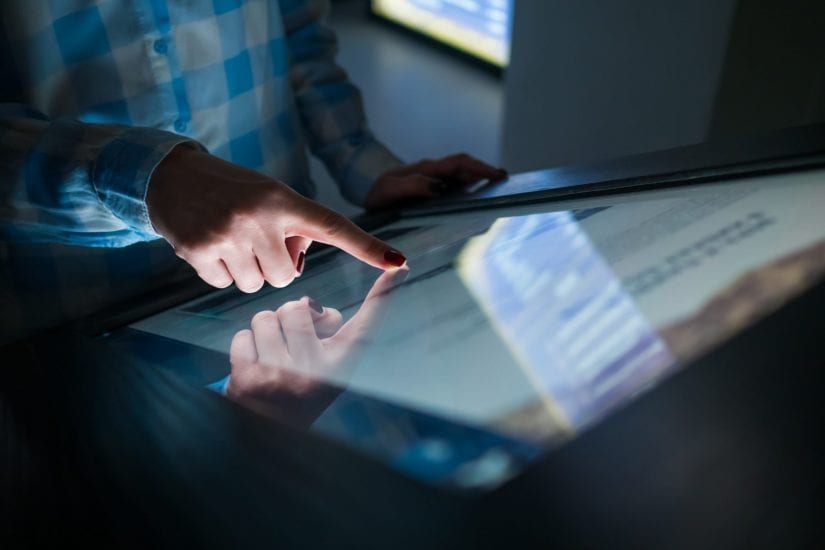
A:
502;0;737;172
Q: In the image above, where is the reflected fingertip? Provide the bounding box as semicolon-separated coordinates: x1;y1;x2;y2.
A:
390;266;410;283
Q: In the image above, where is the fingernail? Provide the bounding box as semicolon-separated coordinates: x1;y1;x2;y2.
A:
296;251;305;275
384;248;406;267
429;181;448;194
307;297;324;314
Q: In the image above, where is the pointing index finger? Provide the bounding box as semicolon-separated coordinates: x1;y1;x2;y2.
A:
290;202;407;270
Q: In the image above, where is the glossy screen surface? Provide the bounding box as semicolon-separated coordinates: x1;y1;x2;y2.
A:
105;168;825;489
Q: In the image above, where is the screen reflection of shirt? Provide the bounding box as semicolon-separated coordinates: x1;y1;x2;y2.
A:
0;0;401;343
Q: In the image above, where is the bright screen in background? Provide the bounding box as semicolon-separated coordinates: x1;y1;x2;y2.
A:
371;0;513;67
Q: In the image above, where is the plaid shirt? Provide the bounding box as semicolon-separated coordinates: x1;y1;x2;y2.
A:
0;0;401;343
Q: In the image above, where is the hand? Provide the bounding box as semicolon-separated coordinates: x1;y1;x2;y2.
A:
226;268;406;425
147;146;407;293
364;152;507;210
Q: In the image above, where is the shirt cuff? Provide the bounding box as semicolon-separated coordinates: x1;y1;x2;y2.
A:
339;140;404;206
91;127;206;237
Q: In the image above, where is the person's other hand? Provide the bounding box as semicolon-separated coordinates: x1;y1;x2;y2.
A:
147;146;407;293
226;268;406;425
364;153;507;210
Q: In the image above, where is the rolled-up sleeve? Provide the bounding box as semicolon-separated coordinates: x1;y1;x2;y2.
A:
279;0;403;206
0;103;202;247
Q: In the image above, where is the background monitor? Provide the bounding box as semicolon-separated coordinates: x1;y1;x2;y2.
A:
370;0;513;67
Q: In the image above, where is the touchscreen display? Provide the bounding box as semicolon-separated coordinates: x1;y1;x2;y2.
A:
104;168;825;489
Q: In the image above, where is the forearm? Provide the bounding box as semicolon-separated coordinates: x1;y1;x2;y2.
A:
280;0;403;205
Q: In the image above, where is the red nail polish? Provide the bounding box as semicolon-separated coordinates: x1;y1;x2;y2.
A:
296;251;305;275
384;249;406;267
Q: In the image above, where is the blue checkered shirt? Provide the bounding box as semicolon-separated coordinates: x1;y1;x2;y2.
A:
0;0;402;343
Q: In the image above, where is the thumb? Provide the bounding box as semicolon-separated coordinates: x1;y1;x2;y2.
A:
292;202;407;270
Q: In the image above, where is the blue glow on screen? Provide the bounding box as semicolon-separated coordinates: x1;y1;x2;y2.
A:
372;0;514;66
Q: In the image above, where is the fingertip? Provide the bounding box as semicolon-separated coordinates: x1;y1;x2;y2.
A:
391;265;410;282
267;275;296;289
237;279;265;293
230;329;257;364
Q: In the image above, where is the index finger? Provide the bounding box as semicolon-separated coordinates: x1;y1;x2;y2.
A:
289;202;407;270
331;267;408;348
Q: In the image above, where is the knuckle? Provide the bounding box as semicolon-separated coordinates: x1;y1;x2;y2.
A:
261;261;297;288
268;273;296;288
276;300;304;314
252;310;277;325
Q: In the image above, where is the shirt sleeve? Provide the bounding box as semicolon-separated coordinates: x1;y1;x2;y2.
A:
279;0;404;206
0;103;202;247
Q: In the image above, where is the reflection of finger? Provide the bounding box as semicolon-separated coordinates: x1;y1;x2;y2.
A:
192;258;234;288
230;329;258;369
305;298;344;338
277;301;323;365
333;267;408;347
223;249;265;293
294;202;406;270
250;310;288;365
255;238;298;288
420;154;505;182
451;154;507;180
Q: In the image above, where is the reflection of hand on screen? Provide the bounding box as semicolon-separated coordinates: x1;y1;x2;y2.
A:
226;268;408;426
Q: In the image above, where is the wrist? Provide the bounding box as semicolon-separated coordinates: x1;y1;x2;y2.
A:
146;143;202;234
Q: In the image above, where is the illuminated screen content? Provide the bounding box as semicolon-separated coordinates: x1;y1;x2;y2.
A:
371;0;513;67
106;169;825;489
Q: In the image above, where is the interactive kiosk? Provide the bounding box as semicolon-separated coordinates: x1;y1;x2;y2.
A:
4;126;825;547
